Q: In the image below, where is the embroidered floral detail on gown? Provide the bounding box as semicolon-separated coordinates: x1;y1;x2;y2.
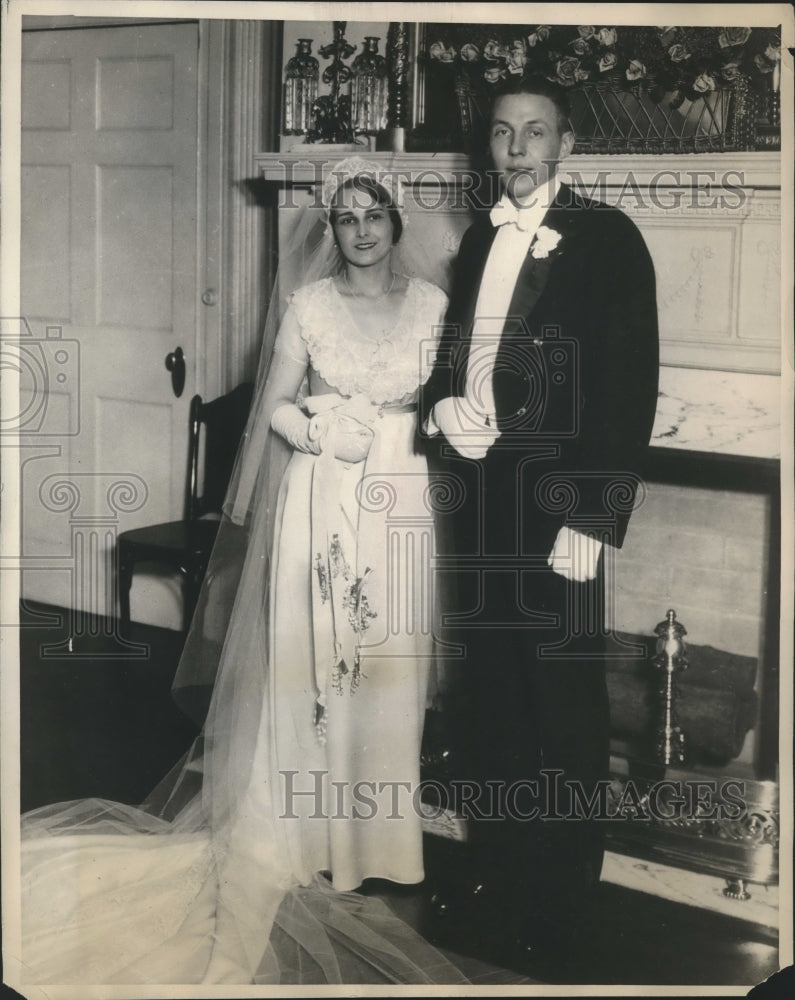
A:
271;276;447;891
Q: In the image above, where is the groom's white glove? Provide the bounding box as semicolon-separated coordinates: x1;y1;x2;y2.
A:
548;526;603;582
271;403;322;454
429;396;500;459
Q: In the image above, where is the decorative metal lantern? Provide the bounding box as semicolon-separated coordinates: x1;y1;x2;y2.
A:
283;38;318;135
351;36;388;134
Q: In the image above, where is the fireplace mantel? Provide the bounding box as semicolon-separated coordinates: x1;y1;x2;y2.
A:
255;151;781;378
255;150;782;188
255;149;781;458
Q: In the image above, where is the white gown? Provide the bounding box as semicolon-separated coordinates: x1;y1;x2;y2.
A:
17;276;459;987
271;276;447;891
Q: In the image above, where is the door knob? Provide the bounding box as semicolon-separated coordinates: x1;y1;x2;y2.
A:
165;346;186;397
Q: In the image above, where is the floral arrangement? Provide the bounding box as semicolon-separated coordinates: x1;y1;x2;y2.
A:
428;24;781;106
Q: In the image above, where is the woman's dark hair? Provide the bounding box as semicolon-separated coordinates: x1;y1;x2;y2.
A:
329;175;403;244
490;74;573;136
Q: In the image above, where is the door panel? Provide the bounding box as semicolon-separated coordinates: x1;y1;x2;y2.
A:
21;23;200;620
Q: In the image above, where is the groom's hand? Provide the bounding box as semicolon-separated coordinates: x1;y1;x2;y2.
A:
548;526;603;582
429;396;500;459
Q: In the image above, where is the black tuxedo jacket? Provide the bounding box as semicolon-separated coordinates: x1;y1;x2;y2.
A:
421;182;659;571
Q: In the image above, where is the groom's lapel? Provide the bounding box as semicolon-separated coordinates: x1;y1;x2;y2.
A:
454;220;498;376
504;184;577;336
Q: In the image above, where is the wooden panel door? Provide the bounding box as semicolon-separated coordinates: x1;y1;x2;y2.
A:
20;22;201;625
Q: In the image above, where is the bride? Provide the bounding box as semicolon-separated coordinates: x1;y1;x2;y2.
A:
17;158;464;986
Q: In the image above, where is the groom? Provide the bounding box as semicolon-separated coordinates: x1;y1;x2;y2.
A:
420;75;659;972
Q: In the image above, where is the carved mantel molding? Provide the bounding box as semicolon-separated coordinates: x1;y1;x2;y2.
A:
255;150;782;375
254;150;782;188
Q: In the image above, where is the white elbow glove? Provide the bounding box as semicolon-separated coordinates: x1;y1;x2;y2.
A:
271;403;322;454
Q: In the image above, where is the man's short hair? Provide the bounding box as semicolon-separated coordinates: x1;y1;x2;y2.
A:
490;74;573;136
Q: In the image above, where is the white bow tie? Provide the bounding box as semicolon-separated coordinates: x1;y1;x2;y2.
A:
489;198;536;231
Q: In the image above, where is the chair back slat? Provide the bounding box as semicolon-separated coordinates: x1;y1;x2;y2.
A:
189;382;254;520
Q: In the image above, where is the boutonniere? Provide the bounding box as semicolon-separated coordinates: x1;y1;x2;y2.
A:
530;226;563;259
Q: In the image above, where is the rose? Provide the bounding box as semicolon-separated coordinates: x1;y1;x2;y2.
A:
626;59;646;81
718;27;751;48
659;27;678;49
668;44;690;63
460;42;480;62
484;39;507;61
429;40;456;63
597;27;617;47
692;72;716;93
577;25;596;39
754;53;774;73
576;68;591;82
527;26;550;47
598;52;618;73
765;44;781;62
483;66;505;83
570;37;590;56
555;56;581;86
720;62;741;81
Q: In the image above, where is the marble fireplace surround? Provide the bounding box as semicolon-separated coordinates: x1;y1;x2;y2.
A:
256;150;783;461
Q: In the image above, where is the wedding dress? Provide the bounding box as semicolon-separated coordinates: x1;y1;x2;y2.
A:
269;276;447;892
16;180;463;985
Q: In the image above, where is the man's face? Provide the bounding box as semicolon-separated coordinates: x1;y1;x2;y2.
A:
489;93;574;204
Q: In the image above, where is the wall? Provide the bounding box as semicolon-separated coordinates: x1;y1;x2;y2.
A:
608;485;768;660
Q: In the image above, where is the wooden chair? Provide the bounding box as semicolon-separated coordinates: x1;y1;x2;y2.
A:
117;382;254;633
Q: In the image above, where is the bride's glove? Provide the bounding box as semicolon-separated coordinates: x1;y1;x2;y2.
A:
430;396;500;459
271;403;322;454
332;417;374;463
306;394;375;464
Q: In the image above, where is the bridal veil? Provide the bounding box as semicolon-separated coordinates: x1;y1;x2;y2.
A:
18;156;465;988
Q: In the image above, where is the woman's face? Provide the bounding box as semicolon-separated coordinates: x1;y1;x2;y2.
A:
331;185;394;270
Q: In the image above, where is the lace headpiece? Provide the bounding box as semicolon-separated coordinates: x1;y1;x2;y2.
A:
320;156;406;219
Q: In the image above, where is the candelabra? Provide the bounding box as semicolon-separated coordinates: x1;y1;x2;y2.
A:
308;21;356;144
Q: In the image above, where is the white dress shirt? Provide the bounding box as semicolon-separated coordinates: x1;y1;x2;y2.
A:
465;174;562;421
429;172;604;581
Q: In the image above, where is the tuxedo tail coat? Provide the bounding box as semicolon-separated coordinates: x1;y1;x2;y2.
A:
421;184;659;615
419;184;660;925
